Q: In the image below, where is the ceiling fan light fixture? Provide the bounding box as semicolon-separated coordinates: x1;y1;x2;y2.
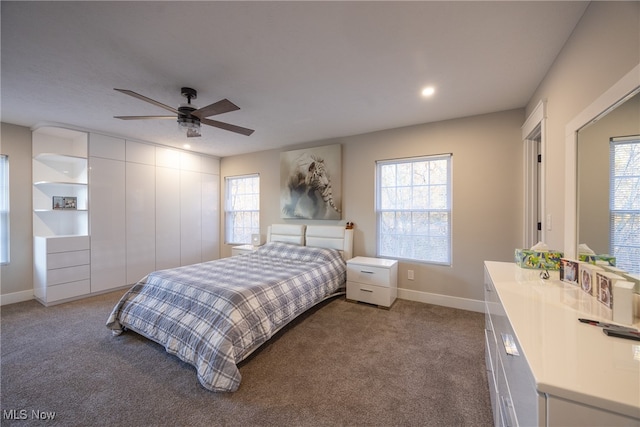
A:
178;115;201;137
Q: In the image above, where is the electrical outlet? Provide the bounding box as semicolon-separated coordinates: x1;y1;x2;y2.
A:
408;270;414;280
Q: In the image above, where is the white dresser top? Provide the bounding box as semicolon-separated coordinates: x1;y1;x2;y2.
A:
485;261;640;419
347;256;397;268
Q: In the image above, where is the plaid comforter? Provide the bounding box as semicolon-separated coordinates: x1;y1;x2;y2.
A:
106;242;346;392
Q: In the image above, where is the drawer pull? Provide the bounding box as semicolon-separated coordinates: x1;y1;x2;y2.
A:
501;333;520;356
360;270;374;274
360;288;373;293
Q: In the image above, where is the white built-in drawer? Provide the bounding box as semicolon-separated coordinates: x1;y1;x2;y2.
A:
347;264;392;287
46;235;90;253
47;265;90;286
47;250;90;269
346;281;393;306
47;279;91;302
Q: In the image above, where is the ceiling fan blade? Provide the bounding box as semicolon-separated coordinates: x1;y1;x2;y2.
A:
114;115;176;120
192;99;240;119
201;118;255;136
114;89;179;115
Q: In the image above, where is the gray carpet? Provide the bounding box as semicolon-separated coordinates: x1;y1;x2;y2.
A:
1;291;493;426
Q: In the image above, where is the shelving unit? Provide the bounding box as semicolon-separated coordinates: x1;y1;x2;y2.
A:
32;126;90;305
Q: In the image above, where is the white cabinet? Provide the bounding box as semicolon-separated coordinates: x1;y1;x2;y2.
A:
180;169;202;266
125;141;156;284
32;128;221;304
33;235;90;306
89;136;126;293
32;127;90;305
346;256;398;308
484;261;640;426
156;165;181;271
201;155;220;261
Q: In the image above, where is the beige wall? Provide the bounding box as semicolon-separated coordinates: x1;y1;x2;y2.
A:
221;109;524;303
526;1;640;251
0;123;33;300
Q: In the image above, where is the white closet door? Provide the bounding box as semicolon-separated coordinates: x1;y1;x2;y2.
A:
89;156;126;292
201;172;219;261
180;169;202;266
126;161;156;284
156;166;181;270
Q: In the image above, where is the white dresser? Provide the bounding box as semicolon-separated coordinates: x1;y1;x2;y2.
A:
34;235;91;306
484;261;640;426
346;256;398;308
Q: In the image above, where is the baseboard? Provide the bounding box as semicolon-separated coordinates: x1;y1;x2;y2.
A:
1;289;34;306
1;285;485;313
398;288;484;313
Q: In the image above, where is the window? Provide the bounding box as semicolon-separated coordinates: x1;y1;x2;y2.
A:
225;174;260;245
610;137;640;275
1;155;8;265
376;154;452;264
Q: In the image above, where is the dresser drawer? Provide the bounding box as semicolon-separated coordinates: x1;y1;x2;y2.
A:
47;279;90;302
347;264;393;287
347;281;396;307
47;250;90;269
47;265;91;286
45;235;90;253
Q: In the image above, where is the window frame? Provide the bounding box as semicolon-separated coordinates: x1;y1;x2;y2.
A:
224;173;260;245
375;154;452;265
609;136;640;275
1;154;9;265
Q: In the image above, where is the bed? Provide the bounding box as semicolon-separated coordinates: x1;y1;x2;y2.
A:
106;224;353;392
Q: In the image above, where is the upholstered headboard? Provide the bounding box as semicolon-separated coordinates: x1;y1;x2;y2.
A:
267;224;353;260
306;225;353;261
267;224;306;246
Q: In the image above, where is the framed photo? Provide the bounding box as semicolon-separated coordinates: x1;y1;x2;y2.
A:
280;144;342;220
560;259;579;286
52;196;77;210
596;272;613;309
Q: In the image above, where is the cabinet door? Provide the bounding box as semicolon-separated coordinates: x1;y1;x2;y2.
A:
156;166;181;270
201;172;219;261
89;157;126;292
180;169;202;266
126;161;156;284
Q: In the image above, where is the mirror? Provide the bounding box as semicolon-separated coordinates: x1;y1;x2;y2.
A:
577;88;640;276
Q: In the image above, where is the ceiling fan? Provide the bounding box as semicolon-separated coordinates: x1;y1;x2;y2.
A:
114;87;254;137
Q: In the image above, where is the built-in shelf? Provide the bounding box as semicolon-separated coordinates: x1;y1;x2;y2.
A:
34;153;87;163
32;126;89;237
34;181;87;187
34;209;88;213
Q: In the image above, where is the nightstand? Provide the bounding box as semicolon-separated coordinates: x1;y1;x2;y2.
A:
346;256;398;308
231;244;257;256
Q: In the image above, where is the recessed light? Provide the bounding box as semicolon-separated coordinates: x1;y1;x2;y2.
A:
421;86;435;97
183;144;191;149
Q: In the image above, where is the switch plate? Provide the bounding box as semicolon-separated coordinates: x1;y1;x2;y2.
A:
408;270;414;280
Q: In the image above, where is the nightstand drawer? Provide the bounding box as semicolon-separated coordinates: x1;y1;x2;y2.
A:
347;281;396;307
231;244;256;256
347;264;392;287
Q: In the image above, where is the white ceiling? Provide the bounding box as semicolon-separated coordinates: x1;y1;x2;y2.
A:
1;1;589;157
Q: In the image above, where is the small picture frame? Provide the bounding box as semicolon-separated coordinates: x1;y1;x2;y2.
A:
52;196;77;210
596;272;613;309
560;259;579;286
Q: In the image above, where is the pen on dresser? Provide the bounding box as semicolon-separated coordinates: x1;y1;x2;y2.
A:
578;318;638;332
